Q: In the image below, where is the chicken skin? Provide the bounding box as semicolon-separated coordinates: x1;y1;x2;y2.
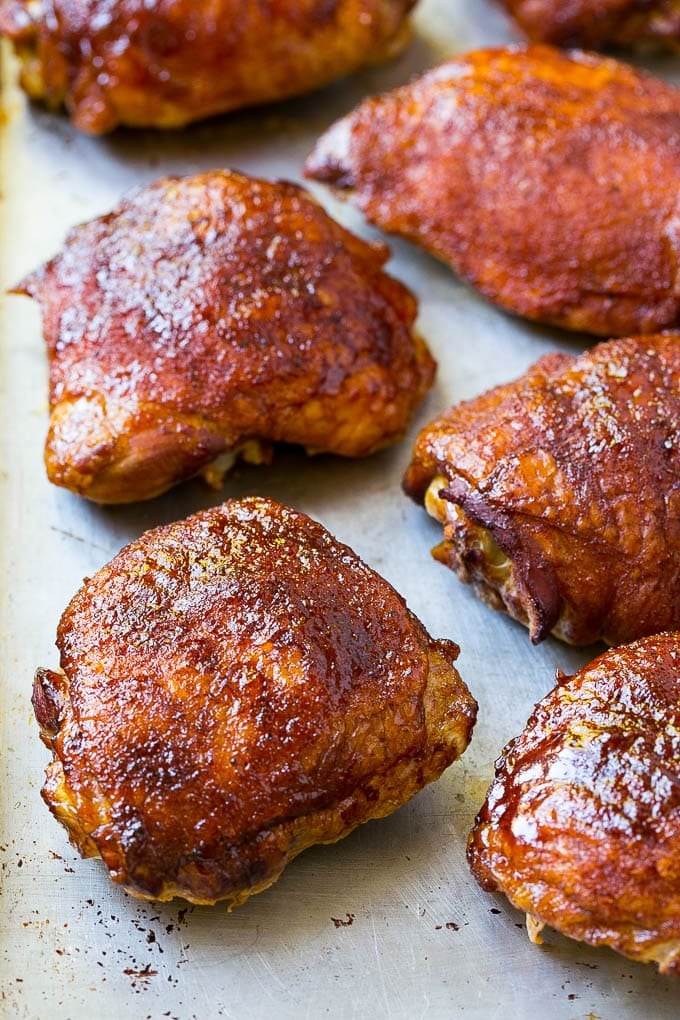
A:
305;45;680;337
468;633;680;974
500;0;680;50
0;0;416;133
403;335;680;647
32;497;477;906
15;170;434;504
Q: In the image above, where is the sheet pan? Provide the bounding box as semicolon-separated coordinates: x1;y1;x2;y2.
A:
1;3;679;1016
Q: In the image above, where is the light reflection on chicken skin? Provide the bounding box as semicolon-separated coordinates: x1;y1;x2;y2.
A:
499;0;680;51
0;0;416;133
15;170;434;504
33;497;477;906
403;335;680;647
305;45;680;337
468;633;680;974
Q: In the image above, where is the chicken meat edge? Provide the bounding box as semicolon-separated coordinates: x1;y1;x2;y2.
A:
424;476;582;646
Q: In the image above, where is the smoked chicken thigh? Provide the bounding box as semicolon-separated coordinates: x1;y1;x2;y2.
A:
16;170;434;504
33;497;477;906
305;45;680;337
468;633;680;974
499;0;680;50
0;0;416;133
403;334;680;647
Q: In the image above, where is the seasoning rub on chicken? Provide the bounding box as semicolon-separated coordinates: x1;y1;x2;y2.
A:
468;633;680;974
306;45;680;337
0;0;417;133
403;335;680;647
15;170;434;503
33;497;477;906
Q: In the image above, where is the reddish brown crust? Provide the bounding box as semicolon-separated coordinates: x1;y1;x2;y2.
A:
0;0;415;133
305;45;680;337
468;633;680;973
500;0;680;50
403;334;680;646
18;170;434;503
34;497;477;904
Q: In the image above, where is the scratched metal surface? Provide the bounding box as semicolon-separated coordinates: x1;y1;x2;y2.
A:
1;3;679;1017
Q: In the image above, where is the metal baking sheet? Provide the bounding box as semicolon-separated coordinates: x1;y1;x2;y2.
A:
1;3;679;1016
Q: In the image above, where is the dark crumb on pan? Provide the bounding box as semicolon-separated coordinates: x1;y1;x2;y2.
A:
123;966;157;978
331;913;355;928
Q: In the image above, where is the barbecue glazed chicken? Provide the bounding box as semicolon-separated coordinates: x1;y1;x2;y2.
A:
500;0;680;50
15;170;434;504
403;335;680;647
0;0;416;133
468;633;680;974
306;45;680;337
33;497;477;906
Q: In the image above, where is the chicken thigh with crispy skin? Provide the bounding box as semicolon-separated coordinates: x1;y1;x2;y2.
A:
306;45;680;337
0;0;416;133
15;170;434;504
500;0;680;50
33;497;477;906
403;334;680;647
468;633;680;974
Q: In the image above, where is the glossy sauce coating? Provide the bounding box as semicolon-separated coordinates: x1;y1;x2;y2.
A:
0;0;415;132
404;335;680;646
468;633;680;973
305;45;680;336
500;0;680;50
17;170;434;503
33;497;477;905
